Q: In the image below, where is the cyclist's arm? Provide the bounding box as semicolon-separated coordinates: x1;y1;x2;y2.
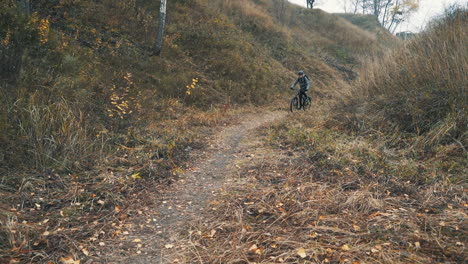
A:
290;78;299;89
305;77;310;90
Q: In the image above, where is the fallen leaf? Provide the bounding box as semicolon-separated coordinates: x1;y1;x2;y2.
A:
414;241;420;248
165;244;174;249
132;239;142;243
353;224;361;231
342;244;351;251
297;248;306;258
60;256;80;264
43;231;50;236
82;248;89;256
249;244;258;251
130;172;141;179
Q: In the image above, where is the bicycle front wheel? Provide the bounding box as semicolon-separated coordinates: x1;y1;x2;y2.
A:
290;97;299;112
302;96;311;111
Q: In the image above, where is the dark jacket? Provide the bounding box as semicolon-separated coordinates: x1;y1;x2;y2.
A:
291;75;310;91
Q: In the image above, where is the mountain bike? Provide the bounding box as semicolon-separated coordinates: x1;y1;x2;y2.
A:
290;89;311;112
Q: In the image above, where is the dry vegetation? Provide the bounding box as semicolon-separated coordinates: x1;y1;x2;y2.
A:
176;110;465;263
0;0;389;262
339;8;467;151
2;0;465;263
162;7;466;264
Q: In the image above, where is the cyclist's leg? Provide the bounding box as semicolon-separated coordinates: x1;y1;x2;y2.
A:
299;90;306;107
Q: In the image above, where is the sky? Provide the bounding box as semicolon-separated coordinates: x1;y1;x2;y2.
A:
288;0;467;32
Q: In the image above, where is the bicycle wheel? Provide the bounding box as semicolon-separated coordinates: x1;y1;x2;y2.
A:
302;96;312;111
290;97;299;112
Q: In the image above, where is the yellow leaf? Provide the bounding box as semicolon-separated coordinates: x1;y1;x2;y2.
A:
132;239;142;243
414;241;420;248
249;244;258;251
130;172;141;179
341;244;351;251
165;244;174;249
297;248;306;258
60;256;80;264
353;224;361;231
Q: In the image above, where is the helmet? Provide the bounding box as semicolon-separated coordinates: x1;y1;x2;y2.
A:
297;70;304;75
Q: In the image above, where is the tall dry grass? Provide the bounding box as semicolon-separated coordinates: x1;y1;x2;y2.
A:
344;7;467;149
0;95;103;171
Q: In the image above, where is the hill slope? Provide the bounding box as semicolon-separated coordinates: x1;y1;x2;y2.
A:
0;0;397;262
0;0;393;171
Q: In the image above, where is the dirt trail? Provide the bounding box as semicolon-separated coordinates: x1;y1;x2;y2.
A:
101;110;286;263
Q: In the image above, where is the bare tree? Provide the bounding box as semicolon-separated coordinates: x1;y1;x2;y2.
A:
153;0;166;56
342;0;419;32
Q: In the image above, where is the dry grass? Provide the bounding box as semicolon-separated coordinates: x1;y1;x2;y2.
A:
341;8;467;150
172;112;466;263
0;0;402;262
0;105;252;263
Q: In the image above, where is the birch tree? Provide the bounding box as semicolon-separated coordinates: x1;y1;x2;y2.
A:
153;0;166;56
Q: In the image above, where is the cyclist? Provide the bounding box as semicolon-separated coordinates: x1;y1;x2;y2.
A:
290;70;310;106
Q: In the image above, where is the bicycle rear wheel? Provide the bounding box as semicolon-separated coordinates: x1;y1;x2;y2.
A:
290;97;299;112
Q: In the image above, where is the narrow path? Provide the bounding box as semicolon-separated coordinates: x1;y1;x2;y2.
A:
101;110;286;263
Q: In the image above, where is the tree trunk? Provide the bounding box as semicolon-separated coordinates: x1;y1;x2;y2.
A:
153;0;166;56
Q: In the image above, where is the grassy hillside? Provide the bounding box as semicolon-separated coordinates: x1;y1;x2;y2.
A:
336;13;397;45
175;8;467;264
0;0;394;262
0;0;390;172
339;8;467;152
